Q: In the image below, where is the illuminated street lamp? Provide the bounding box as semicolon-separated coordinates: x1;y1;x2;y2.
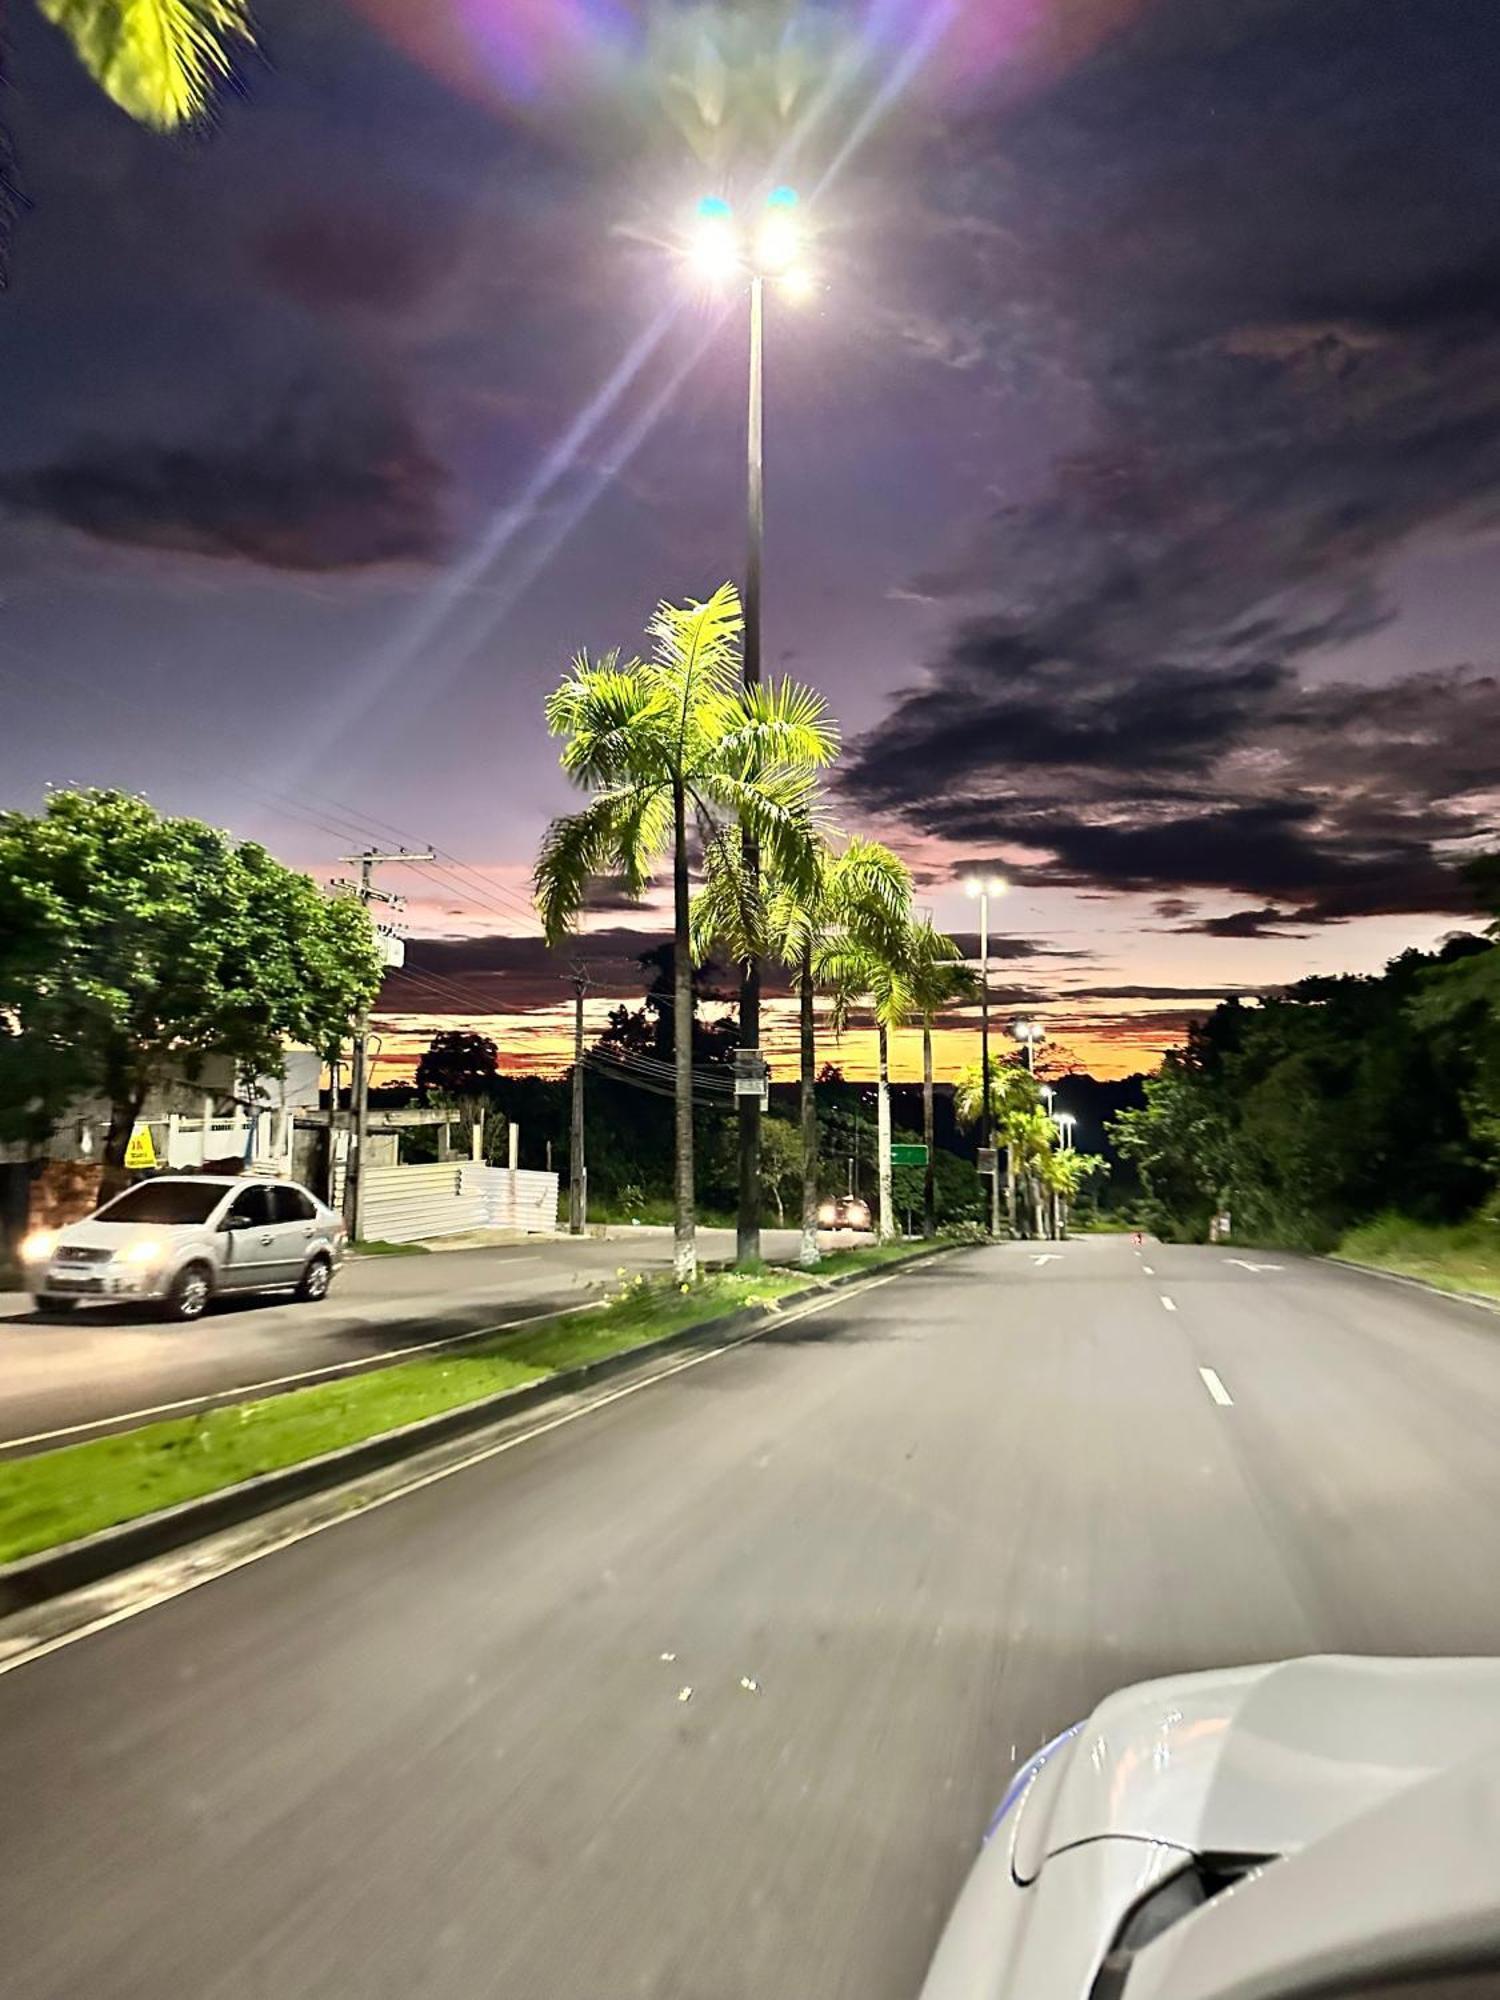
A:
1011;1016;1046;1073
1054;1110;1077;1150
963;873;1008;1236
684;187;816;1264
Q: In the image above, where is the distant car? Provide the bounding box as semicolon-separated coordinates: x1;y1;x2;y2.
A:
21;1174;347;1323
817;1194;872;1232
920;1654;1500;2000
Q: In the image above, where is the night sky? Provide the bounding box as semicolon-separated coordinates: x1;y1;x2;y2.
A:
3;0;1497;1082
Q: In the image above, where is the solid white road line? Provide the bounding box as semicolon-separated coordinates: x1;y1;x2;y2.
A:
1142;1265;1154;1276
0;1299;608;1452
0;1272;902;1677
1199;1367;1234;1407
1160;1296;1177;1312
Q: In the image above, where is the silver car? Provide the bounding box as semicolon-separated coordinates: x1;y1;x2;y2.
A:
21;1173;347;1322
921;1653;1500;1999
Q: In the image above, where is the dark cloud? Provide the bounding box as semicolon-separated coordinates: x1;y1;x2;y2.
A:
1168;906;1313;940
845;0;1500;918
255;207;460;313
0;382;445;571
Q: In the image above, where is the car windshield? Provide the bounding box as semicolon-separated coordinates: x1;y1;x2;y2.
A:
95;1181;226;1226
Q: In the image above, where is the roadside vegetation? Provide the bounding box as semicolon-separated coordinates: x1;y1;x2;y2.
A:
0;1241;946;1565
1111;854;1500;1290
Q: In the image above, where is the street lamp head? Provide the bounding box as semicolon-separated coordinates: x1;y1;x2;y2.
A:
962;872;1007;898
690;195;742;286
756;211;803;276
1011;1018;1045;1044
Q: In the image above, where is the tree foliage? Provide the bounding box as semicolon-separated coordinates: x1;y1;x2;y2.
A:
415;1031;500;1102
37;0;253;129
1110;895;1500;1247
0;789;381;1162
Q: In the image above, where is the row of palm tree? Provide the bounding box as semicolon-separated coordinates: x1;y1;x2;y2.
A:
535;583;1057;1279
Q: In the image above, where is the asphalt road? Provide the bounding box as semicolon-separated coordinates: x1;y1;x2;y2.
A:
4;1237;1500;1999
0;1227;857;1453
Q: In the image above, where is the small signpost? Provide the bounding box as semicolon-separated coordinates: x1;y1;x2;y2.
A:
733;1048;769;1108
124;1124;158;1170
977;1146;998;1177
890;1143;928;1167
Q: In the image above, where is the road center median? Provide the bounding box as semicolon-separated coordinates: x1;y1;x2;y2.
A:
0;1240;954;1610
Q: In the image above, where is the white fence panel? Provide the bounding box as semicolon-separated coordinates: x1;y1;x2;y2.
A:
360;1164;484;1244
460;1166;560;1235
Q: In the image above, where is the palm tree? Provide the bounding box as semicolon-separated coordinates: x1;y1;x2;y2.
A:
535;583;835;1284
693;833;909;1268
818;902;924;1246
954;1059;1044;1236
36;0;253;127
906;922;979;1238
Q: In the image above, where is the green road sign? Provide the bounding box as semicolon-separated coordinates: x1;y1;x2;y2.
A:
890;1144;928;1167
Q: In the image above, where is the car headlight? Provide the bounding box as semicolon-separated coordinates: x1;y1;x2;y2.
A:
818;1203;836;1223
121;1239;164;1265
21;1229;60;1263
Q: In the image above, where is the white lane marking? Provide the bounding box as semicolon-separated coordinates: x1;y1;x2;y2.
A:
1031;1255;1061;1267
0;1273;901;1677
1142;1265;1154;1276
1160;1296;1177;1312
1199;1367;1234;1407
0;1300;609;1452
1226;1259;1283;1274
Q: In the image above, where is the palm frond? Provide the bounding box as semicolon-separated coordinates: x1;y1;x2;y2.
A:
646;583;744;741
716;677;840;775
546;655;669;788
690;828;764;966
39;0;252;129
534;789;656;946
703;767;824;905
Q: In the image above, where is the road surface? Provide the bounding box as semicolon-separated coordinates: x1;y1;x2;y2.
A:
0;1226;861;1453
4;1236;1500;1999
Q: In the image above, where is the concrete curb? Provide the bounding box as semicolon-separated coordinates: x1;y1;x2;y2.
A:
1322;1254;1500;1317
0;1245;965;1619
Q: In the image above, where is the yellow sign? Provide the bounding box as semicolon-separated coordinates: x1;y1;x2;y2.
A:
124;1125;158;1170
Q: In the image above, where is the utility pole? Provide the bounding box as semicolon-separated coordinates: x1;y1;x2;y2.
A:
335;847;433;1241
737;268;767;1266
569;964;588;1235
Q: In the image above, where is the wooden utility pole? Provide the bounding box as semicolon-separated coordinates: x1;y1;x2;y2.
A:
569;965;588;1234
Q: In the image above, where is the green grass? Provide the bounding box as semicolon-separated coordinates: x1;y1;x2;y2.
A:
0;1242;942;1566
352;1238;431;1257
1337;1210;1500;1302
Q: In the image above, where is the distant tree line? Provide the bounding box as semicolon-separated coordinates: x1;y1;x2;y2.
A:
1111;858;1500;1248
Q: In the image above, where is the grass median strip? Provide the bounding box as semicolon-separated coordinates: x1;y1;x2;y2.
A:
1338;1212;1500;1303
0;1241;940;1566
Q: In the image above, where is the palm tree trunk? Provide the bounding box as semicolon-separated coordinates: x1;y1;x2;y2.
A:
671;780;696;1284
877;1023;895;1243
1005;1141;1018;1237
922;1019;936;1238
798;943;820;1268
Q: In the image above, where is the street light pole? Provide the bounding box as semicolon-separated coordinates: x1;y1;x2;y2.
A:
964;874;1007;1237
737;270;765;1265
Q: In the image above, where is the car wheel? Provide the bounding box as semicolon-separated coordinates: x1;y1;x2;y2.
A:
296;1255;332;1304
165;1263;213;1323
34;1295;78;1316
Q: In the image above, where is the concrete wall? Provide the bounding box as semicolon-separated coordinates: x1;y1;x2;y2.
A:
359;1163;560;1244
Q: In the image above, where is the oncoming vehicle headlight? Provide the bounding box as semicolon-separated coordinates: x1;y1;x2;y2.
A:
121;1238;165;1265
818;1202;836;1224
21;1229;59;1263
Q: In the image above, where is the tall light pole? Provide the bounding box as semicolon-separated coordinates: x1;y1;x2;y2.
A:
1011;1017;1046;1074
963;874;1008;1236
688;189;813;1264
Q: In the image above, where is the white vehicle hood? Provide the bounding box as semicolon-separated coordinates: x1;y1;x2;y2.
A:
1026;1653;1500;1863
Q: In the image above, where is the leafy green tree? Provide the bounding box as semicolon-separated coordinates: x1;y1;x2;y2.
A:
0;788;382;1184
37;0;253;128
694;831;908;1266
416;1031;500;1102
535;583;835;1283
757;1115;803;1227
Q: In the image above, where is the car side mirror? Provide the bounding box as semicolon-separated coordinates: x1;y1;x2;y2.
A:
222;1213;251;1232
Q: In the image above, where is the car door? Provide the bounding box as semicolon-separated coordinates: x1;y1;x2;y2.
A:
269;1183;321;1284
218;1182;283;1290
